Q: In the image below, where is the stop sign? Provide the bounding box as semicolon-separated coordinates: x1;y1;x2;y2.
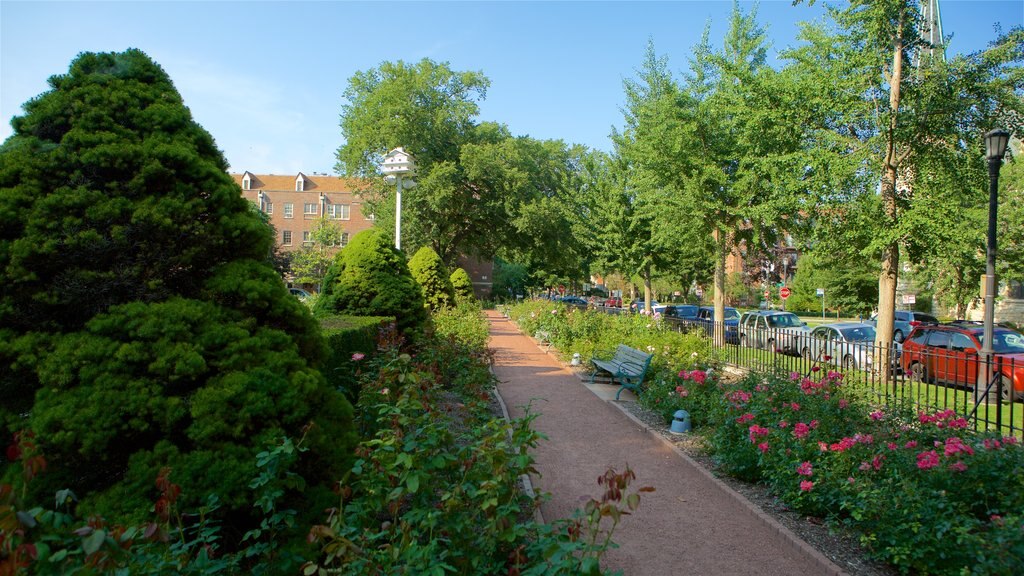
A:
558;284;566;295
763;290;770;299
780;286;791;299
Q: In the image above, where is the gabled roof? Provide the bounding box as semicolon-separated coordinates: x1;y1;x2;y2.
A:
230;173;369;193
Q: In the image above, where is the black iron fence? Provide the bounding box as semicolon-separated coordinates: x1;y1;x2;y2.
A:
657;316;1023;440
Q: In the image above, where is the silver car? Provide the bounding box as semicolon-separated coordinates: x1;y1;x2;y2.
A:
803;322;885;370
739;311;810;356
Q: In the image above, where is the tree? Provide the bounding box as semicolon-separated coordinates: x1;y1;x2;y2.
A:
290;216;346;291
337;59;582;273
0;50;355;524
790;1;1024;358
314;228;427;333
408;246;455;311
450;267;475;302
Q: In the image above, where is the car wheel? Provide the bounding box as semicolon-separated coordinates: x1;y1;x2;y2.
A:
909;362;928;383
1000;376;1016;403
894;330;905;344
842;355;856;370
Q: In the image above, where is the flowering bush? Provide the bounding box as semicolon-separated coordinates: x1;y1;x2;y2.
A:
707;370;1024;574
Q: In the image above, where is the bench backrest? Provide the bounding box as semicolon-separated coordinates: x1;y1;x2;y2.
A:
613;344;653;370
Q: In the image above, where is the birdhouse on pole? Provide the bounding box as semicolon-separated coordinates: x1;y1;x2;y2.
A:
382;147;416;181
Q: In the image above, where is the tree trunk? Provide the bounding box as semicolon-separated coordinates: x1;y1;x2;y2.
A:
713;229;728;346
643;263;653;313
874;24;906;384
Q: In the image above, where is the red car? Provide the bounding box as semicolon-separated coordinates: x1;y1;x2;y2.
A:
604;297;622;308
900;322;1024;402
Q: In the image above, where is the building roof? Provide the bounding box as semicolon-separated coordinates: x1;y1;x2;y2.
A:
232;172;369;193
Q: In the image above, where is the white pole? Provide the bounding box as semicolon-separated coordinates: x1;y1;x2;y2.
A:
395;176;402;250
822;294;825;319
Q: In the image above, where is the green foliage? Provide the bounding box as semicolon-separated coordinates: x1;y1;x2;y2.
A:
314;228;427;334
450;267;475;303
289;217;346;291
320;314;393;401
431;301;490;351
408;246;456;311
0;49;356;539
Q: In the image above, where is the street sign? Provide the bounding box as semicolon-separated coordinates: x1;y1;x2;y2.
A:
903;294;916;305
558;284;566;295
780;287;791;299
763;290;770;299
816;288;825;297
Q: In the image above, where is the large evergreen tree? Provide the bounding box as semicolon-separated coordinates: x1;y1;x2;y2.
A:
0;49;355;525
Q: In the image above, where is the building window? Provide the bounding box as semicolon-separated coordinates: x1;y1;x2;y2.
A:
264;202;273;214
340;232;349;247
284;203;294;218
282;230;292;246
303;202;317;215
296;177;305;192
303;231;313;245
1010;280;1024;300
242;175;251;190
326;203;350;220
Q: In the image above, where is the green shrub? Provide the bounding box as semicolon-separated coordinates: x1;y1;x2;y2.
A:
432;301;489;350
408;246;455;311
0;49;356;538
314;229;427;334
450;267;475;303
320;314;393;401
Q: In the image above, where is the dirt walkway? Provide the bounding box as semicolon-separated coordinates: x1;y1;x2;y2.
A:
487;310;844;575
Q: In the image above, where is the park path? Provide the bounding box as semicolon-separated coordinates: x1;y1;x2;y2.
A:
486;310;844;575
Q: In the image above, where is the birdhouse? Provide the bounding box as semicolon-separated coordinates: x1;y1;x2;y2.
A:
382;147;416;178
670;410;691;434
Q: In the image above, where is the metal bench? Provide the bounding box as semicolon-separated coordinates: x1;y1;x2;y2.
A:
534;330;552;350
590;344;654;400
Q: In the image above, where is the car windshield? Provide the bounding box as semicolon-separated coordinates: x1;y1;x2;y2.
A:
724;309;740;320
839;326;876;342
766;314;802;328
987;330;1024;354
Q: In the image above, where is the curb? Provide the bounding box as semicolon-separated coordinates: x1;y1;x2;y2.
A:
609;400;847;576
490;365;545;525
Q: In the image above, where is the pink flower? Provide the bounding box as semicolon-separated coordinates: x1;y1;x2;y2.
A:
676;386;690;398
948;461;968;472
916;450;940;470
904;440;918;449
871;455;884;471
818;442;829;452
351;352;366;361
796;461;813;476
789;402;801;411
779;420;789;429
848;477;856;484
811;366;821;373
810;419;819;429
823;355;832;362
748;425;770;443
758;442;770;453
838;399;849;409
858;461;872;471
789;372;801;381
793;422;810;439
735;413;755;424
943;437;975;457
887;442;898;451
689;370;707;385
869;410;885;421
800;480;814;492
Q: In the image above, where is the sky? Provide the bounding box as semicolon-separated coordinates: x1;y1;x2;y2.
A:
2;1;1022;175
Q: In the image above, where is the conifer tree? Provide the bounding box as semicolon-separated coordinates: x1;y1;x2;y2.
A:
408;246;455;311
0;49;355;524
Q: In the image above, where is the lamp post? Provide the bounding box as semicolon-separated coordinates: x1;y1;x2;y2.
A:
979;129;1010;404
381;147;417;250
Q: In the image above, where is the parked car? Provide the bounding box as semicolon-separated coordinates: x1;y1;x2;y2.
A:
900;322;1024;402
604;297;622;308
289;287;313;300
869;310;940;343
803;322;890;371
663;305;699;320
738;311;810;355
559;296;589;306
689;306;741;343
630;300;660;312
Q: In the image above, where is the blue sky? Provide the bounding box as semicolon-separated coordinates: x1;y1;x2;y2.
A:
2;1;1021;175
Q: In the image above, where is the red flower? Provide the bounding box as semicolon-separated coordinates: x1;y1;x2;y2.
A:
916;450;940;470
799;480;814;492
796;461;813;476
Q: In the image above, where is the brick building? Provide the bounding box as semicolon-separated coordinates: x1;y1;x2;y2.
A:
232;172;493;297
232;172;373;251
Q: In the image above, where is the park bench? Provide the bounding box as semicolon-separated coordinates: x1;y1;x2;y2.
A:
590;344;654;401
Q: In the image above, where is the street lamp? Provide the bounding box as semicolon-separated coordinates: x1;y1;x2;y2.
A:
381;147;417;250
979;129;1010;404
